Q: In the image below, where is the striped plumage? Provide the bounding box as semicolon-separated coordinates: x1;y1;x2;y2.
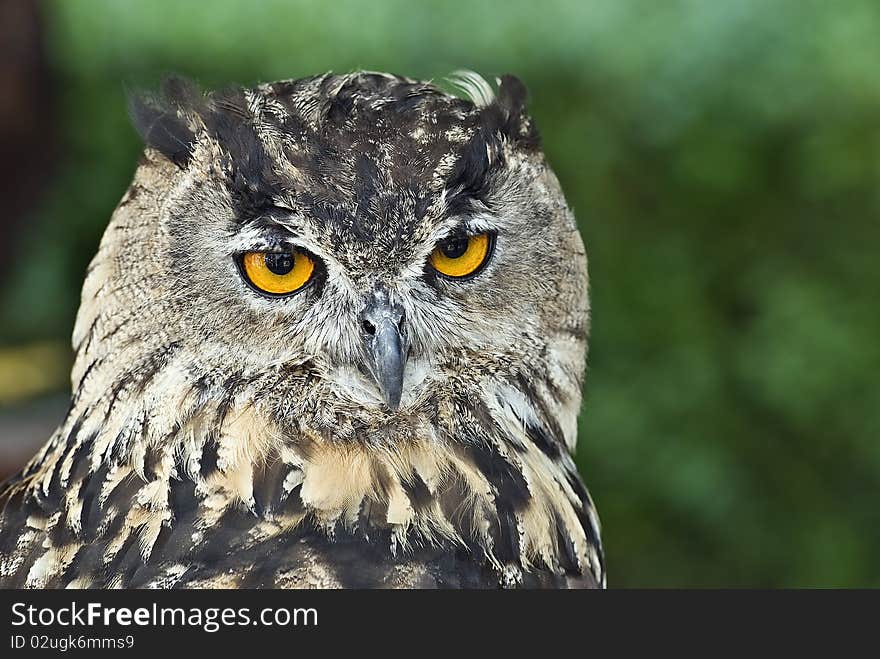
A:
0;71;604;588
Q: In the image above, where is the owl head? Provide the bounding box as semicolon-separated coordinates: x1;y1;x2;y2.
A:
49;71;600;586
73;71;588;443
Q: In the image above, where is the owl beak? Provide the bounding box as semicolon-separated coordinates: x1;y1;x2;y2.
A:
361;291;408;411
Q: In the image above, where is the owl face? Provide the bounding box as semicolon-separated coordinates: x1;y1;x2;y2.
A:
85;72;588;445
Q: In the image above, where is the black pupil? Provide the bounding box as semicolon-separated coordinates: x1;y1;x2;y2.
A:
441;236;470;259
264;252;295;275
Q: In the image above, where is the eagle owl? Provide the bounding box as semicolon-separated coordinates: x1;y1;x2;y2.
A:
0;71;604;589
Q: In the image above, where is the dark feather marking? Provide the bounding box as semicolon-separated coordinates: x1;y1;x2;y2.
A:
99;472;144;528
127;525;173;587
74;316;100;357
59;541;106;586
558;324;589;341
444;74;538;214
71;357;104;405
99;316;133;345
0;489;28;558
461;437;530;565
46;442;94;543
149;478;199;569
525;422;563;459
30;421;85;515
105;418;137;466
495;505;522;567
445;128;502;216
512;370;567;454
128;77;197;168
252;458;286;516
104;524;148;585
572;496;602;556
213;372;245;430
354;497;378;540
201;88;284;219
464;439;531;512
100;375;132;427
492;74;541;149
143;445;166;482
400;469;433;514
276;477;305;517
469;395;502;438
132;342;181;396
199;432;221;479
46;500;79;547
560;465;604;576
78;461;110;535
553;510;581;574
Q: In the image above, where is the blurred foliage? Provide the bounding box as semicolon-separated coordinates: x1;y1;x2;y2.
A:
0;342;69;405
1;0;878;586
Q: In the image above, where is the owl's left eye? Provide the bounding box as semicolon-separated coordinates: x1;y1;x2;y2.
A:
429;232;495;279
239;249;315;296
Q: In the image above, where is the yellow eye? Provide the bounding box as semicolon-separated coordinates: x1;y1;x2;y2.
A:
240;250;315;295
429;233;493;279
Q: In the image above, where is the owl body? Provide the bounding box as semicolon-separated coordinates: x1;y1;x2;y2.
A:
0;72;604;588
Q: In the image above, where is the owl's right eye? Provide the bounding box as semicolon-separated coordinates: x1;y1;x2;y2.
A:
239;249;315;296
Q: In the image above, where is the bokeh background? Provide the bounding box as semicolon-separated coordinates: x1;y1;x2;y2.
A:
1;0;878;587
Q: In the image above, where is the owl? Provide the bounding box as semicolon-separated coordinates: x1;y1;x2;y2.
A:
0;71;604;589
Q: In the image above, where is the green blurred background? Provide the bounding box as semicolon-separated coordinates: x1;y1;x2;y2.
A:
1;0;878;587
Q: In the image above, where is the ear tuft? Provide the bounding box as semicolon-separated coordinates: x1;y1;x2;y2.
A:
496;74;529;117
473;74;539;150
127;76;199;168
